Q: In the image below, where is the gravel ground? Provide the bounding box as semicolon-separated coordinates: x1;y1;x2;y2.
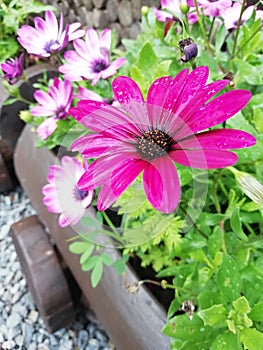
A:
0;187;113;350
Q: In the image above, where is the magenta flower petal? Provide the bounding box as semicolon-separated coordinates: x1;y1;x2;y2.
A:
177;129;256;149
71;67;255;213
171;149;238;168
1;53;24;84
187;90;252;135
143;157;180;213
78;151;139;191
97;158;146;211
69;101;140;137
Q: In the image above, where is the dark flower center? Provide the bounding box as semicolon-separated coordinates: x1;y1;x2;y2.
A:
74;186;90;202
136;128;174;161
93;60;107;73
56;107;67;119
44;40;58;53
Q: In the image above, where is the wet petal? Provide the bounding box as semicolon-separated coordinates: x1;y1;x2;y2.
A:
97;159;146;211
177;129;256;149
171;149;238;168
143;156;180;213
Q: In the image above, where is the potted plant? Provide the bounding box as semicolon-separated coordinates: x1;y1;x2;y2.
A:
2;2;263;349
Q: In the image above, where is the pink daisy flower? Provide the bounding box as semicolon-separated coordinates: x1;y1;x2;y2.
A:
17;10;84;57
42;156;94;227
221;3;263;30
59;28;126;85
1;53;24;84
31;78;73;140
74;86;105;102
198;0;232;17
69;66;256;214
154;0;198;24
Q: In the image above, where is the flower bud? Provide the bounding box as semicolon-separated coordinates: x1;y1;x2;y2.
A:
229;167;263;204
179;38;198;62
20;110;33;123
180;1;189;14
141;6;149;16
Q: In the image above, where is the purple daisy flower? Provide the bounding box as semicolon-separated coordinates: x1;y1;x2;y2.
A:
59;28;126;85
42;156;94;227
1;53;24;84
69;66;256;214
154;0;198;24
198;0;232;17
17;10;85;57
31;78;73;140
221;3;263;30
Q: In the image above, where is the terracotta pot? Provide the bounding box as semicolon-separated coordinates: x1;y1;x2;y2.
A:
14;125;169;350
0;64;57;192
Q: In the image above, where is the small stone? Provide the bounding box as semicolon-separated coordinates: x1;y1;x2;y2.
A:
14;334;24;346
117;0;133;27
95;330;108;344
86;338;100;350
78;329;89;348
2;340;16;349
27;309;39;323
6;312;21;328
28;343;37;350
37;344;49;350
68;329;76;338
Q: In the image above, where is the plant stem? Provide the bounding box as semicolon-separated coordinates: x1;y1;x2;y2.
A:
141;279;196;295
101;211;122;238
232;23;263;59
208;17;215;43
193;0;213;53
229;0;246;69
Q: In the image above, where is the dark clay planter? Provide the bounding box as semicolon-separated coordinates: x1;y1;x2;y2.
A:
14;125;170;350
0;64;57;192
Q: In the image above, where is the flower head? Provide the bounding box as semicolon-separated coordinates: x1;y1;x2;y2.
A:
59;28;126;85
69;66;256;214
31;77;73;140
17;10;84;57
221;3;263;30
198;0;232;17
42;156;94;227
1;53;24;84
155;0;197;24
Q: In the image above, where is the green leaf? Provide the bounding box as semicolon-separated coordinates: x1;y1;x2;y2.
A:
137;42;158;71
167;299;180;319
163;314;211;344
248;301;263;322
69;241;91;254
230;207;248;241
232;296;251;314
91;260;103;288
240;328;263;350
198;304;227;327
81;255;99;271
113;254;129;275
216;254;242;302
211;331;242;350
100;253;112;266
80;244;94;265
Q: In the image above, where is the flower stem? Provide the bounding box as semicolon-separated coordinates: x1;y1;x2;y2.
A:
232;23;263;59
208;17;215;43
229;0;246;69
101;211;122;238
193;0;213;53
141;279;196;295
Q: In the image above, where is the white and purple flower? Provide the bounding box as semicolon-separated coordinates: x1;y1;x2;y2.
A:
17;10;84;57
31;78;73;140
42;156;94;227
59;28;126;85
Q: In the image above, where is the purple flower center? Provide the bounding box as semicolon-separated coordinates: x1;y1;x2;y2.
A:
56;107;68;119
136;128;174;161
44;40;58;53
93;60;107;73
74;186;90;203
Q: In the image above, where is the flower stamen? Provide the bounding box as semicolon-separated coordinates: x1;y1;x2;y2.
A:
136;128;174;160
